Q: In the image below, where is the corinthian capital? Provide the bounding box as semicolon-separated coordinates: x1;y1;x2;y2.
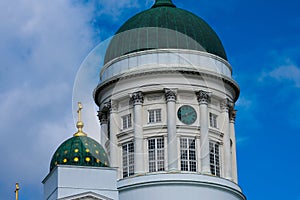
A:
164;88;177;102
221;98;233;112
97;110;108;125
130;91;144;105
196;90;211;105
229;110;237;123
105;100;118;112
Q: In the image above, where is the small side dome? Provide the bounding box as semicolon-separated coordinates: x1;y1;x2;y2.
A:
50;136;109;171
49;102;109;172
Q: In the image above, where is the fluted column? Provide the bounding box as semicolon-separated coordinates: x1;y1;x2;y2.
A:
165;89;178;171
196;90;211;174
230;109;238;183
221;99;232;180
97;110;108;149
131;91;144;174
107;101;119;168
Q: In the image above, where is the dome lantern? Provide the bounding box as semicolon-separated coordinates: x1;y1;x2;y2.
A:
152;0;176;8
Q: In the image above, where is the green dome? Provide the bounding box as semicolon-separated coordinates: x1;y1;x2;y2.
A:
50;136;109;171
104;0;227;64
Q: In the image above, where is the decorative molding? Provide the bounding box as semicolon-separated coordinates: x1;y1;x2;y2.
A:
196;90;211;105
229;110;237;123
104;100;118;112
179;93;194;100
164;88;177;102
147;94;163;101
130;91;144;105
97;111;108;125
220;98;232;112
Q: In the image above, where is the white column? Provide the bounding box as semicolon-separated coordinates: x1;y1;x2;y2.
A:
196;90;211;174
221;99;232;180
230;109;238;183
165;89;178;171
131;91;144;175
107;101;119;168
97;110;108;149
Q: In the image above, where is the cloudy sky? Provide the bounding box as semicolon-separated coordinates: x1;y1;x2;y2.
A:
0;0;299;199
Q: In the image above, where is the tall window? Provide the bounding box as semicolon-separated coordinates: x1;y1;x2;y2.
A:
209;113;218;128
180;138;196;172
122;142;134;178
148;109;162;123
209;141;220;177
122;114;132;130
148;137;165;172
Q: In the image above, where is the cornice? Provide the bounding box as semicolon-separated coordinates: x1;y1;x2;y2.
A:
94;68;240;107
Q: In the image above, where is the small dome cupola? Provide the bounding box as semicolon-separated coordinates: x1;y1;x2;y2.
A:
50;102;109;172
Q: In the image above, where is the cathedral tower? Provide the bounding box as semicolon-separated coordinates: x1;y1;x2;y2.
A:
94;0;245;199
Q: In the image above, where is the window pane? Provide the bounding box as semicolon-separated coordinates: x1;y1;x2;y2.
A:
209;141;220;177
122;142;134;178
148;137;164;172
180;137;197;172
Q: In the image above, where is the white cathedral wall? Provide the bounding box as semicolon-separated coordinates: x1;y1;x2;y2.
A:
117;174;245;200
95;49;239;181
100;49;232;82
43;166;119;200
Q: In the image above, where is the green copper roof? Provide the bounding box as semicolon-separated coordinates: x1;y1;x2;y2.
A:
104;1;227;64
50;136;109;172
152;0;176;8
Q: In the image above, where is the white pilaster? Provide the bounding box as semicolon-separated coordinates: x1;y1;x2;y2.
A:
221;99;232;180
230;109;238;183
196;90;211;174
131;91;145;174
165;89;178;171
108;101;119;168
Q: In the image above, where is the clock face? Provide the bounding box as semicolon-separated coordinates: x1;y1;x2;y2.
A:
177;105;197;125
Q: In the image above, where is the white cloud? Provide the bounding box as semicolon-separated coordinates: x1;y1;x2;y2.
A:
0;0;100;199
259;63;300;88
268;64;300;87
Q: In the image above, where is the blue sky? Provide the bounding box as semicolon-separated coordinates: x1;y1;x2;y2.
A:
0;0;299;199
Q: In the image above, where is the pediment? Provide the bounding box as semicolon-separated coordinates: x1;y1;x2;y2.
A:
58;191;113;200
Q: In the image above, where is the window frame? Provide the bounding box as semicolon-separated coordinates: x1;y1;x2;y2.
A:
121;114;132;130
148;137;165;172
180;137;197;172
209;141;221;177
209;112;218;128
148;109;162;124
122;142;134;178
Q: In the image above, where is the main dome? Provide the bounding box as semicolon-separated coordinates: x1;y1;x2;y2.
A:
104;0;227;64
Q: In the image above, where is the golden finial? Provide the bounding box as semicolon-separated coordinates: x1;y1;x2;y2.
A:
15;183;19;200
73;102;87;137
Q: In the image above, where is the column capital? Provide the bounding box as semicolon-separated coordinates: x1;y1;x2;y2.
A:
164;88;177;102
220;98;233;112
105;100;118;113
229;110;237;123
97;110;108;125
196;90;211;105
130;91;144;105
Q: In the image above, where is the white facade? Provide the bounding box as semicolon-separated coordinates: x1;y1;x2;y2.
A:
94;49;244;199
43;166;118;200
